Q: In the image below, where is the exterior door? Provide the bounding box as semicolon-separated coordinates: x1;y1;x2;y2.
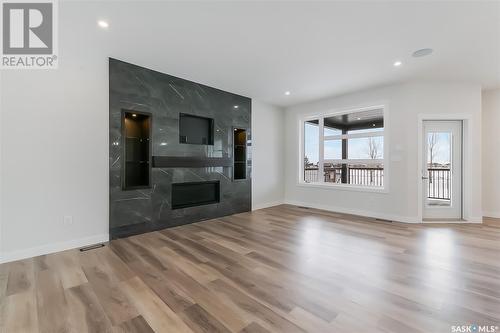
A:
422;120;462;219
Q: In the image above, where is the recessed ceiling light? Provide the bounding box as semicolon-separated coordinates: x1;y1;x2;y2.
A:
357;117;361;120
372;124;376;127
132;114;137;117
233;105;239;109
160;142;167;146
98;20;109;29
412;48;433;58
284;91;291;96
393;61;402;67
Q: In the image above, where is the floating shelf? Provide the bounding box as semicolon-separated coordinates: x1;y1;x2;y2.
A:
152;156;232;168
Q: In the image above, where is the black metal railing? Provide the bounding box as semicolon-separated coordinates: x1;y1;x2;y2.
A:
304;166;450;199
428;168;451;200
304;168;321;183
304;166;384;186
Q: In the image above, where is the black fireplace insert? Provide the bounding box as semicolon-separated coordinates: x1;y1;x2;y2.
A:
171;180;220;209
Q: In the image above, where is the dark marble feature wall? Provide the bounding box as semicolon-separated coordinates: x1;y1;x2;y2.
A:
109;58;251;239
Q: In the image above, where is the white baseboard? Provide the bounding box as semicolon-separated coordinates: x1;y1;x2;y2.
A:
0;233;109;264
252;200;284;211
422;217;483;224
465;216;484;223
283;199;420;223
483;211;500;219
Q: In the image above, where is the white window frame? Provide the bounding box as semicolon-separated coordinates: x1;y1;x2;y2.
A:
298;104;390;193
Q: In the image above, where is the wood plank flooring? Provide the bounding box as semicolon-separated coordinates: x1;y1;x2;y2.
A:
1;204;499;333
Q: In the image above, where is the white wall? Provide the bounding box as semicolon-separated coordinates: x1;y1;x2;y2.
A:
0;6;283;263
0;73;3;263
252;101;285;209
284;82;483;223
482;89;500;218
1;57;110;263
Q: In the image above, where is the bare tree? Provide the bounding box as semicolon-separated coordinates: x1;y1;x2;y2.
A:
366;137;381;159
363;137;381;185
428;133;439;166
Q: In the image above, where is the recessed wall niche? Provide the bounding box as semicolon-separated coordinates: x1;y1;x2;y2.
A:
122;111;151;190
179;113;214;145
109;58;251;239
233;128;247;180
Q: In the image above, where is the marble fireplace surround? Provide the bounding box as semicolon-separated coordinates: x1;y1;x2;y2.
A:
109;58;252;239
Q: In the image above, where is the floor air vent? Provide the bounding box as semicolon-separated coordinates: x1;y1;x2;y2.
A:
79;244;105;252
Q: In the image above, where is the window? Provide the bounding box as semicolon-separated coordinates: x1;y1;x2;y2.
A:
302;107;385;188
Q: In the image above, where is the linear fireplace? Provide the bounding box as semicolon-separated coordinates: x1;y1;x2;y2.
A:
171;180;220;209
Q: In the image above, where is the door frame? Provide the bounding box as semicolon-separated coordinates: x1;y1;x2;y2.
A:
417;114;472;223
421;120;462;220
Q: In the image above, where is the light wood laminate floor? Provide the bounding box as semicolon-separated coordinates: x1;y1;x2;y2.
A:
1;205;499;333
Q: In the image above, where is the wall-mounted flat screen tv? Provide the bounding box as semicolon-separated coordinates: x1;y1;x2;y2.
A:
179;113;214;145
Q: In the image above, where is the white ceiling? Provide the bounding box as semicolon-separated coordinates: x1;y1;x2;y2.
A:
64;1;500;107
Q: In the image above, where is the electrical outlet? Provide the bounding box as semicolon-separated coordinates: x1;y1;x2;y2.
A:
63;215;73;225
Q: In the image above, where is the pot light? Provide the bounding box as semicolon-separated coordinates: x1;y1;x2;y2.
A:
393;61;402;67
357;117;361;120
233;105;239;109
412;48;433;58
160;142;167;146
98;20;109;29
132;114;137;117
284;91;291;96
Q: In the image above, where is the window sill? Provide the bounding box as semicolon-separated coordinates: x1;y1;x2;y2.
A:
296;181;388;193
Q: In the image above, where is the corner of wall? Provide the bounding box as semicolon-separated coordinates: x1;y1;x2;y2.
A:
251;100;286;209
481;88;500;217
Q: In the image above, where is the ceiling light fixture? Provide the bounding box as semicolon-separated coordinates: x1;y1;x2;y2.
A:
393;61;402;67
132;114;137;117
233;105;239;109
412;48;433;58
284;91;291;96
98;20;109;29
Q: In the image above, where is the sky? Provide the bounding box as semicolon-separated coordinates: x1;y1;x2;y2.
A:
304;123;451;165
427;132;451;164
